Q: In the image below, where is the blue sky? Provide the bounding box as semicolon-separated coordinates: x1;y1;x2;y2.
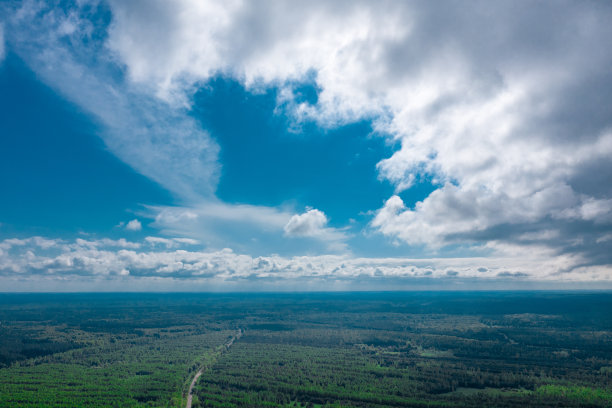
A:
195;78;397;224
1;0;611;291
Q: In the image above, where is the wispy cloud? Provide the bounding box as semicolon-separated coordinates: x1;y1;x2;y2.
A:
147;201;349;254
5;1;219;201
145;236;200;248
0;22;5;64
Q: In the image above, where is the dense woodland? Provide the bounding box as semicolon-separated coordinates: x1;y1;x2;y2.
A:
0;292;611;407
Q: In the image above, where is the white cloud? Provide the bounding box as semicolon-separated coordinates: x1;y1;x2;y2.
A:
284;209;327;237
74;238;140;249
125;219;142;231
145;237;175;247
145;236;200;248
0;237;60;251
149;201;291;245
370;182;584;248
0;22;5;64
173;237;200;245
577;198;612;224
284;209;348;251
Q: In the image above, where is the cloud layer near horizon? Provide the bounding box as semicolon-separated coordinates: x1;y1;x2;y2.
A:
1;236;608;290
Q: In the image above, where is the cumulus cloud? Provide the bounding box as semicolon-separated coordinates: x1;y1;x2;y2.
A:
284;209;328;237
283;209;349;252
125;219;142;231
0;237;59;251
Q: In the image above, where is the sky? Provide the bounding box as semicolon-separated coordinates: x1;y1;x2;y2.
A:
1;0;611;291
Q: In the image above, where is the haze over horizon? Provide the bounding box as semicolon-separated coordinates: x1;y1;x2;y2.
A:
1;0;612;291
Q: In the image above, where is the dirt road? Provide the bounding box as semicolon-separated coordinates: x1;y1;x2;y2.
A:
185;369;203;408
186;329;242;408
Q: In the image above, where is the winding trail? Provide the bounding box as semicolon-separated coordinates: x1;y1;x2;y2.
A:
186;329;242;408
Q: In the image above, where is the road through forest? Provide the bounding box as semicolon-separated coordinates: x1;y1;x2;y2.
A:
186;329;242;408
